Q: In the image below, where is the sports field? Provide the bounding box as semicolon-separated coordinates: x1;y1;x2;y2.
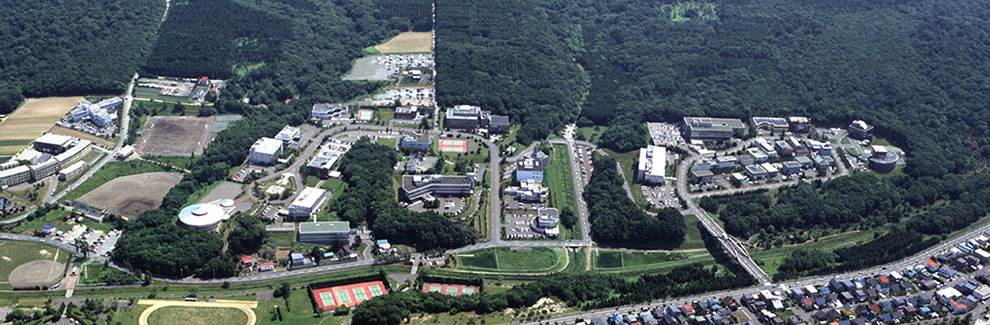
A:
374;31;433;54
438;139;468;153
594;250;687;269
0;240;69;289
0;96;83;156
357;109;374;122
146;306;247;325
312;281;387;310
423;283;479;296
136;116;215;156
77;172;182;218
456;247;560;272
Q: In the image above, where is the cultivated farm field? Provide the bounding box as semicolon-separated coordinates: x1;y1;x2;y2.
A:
375;31;433;54
0;96;82;156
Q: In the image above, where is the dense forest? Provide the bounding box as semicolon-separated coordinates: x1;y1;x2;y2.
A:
353;264;753;324
0;0;164;98
583;154;685;246
333;139;475;250
434;0;588;144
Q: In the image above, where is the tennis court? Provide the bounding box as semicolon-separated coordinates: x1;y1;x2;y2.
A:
438;139;468;153
357;109;374;122
311;281;388;310
422;283;479;296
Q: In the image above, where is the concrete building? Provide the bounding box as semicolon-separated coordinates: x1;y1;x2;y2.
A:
29;159;58;181
400;174;476;201
399;133;432;151
488;115;510;134
70;98;121;127
298;221;351;245
760;162;779;177
789;117;811;133
754;138;778;157
54;140;92;169
505;179;548;202
178;199;236;231
781;161;803;175
531;208;559;238
515;150;548;182
691;169;714;184
795;155;814;168
445;105;485;130
58;161;87;181
636;145;666;184
787;137;809;156
752;117;788;130
395;106;419;119
774;140;794;157
868;145;898;173
288;187;328;220
715;156;738;169
747;148;768;163
306;140;350;179
682;117;746;140
33;133;73;154
311;103;347;119
274;125;301;144
249;137;282;165
0;165;31;186
745;165;768;180
848;120;873;140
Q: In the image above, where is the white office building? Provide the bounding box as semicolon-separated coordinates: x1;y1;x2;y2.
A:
288;187;328;220
515;151;547;182
249;137;282;165
636;145;666;184
311;103;347;119
274;125;301;144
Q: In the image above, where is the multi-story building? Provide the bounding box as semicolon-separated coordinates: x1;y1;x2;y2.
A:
306;140;350;179
445;105;484;130
760;162;779;177
682;117;746;140
747;147;768;163
789;116;811;133
0;165;31;186
298;221;351;245
400;174;476;201
288;187;328;220
395;106;419;119
274;125;301;144
795;156;814;168
690;169;714;184
58;161;87;181
715;156;738;170
787;137;809;156
515;150;548;182
692;158;715;171
399;133;432;151
33;133;74;154
311;103;348;119
754;138;777;157
531;208;559;238
868;145;898;173
781;161;803;175
54;140;91;169
848;120;874;140
249;137;283;165
505;179;548;202
488;115;510;134
636;145;666;184
29;158;58;181
746;164;768;180
70;98;121;127
774;140;794;157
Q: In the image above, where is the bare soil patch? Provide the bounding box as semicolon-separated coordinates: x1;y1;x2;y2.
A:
136;116;214;156
77;172;182;218
375;31;433;54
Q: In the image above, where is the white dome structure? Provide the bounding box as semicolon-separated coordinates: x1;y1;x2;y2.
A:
178;202;228;230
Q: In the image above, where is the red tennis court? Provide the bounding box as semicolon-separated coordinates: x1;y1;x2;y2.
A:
438;139;468;153
422;283;479;296
312;281;387;310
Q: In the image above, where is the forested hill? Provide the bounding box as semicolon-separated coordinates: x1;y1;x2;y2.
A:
0;0;165;102
436;0;990;175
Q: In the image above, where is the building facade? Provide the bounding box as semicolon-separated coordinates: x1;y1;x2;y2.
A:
515;150;548;182
288;187;328;220
682;117;746;140
298;221;351;245
636;145;666;184
400;174;476;201
249;137;283;165
312;103;348;119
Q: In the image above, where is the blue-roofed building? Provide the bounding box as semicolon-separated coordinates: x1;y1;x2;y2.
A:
41;224;56;235
939;265;958;279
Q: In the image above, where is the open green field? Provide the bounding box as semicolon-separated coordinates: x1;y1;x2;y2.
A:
0;240;70;289
147;306;248;325
376;136;396;149
62;160;169;202
751;229;878;276
575;126;607;144
78;262;140;285
257;288;339;325
594;250;686;269
11;207;68;234
679;214;706;250
546;144;580;240
457;247;560;272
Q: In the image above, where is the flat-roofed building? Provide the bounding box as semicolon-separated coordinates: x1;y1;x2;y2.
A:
531;208;559;238
29;159;58;181
868;145;898;173
288;187;328;220
787;137;809;156
515;150;548;182
774;140;794;157
58;161;87;181
307;140;350;179
692;158;715;171
636;145;666;184
505;179;548;202
754;138;777;157
682;117;746;140
399;133;432;151
401;174;475;201
445;105;484;130
34;133;73;154
0;165;31;186
747;147;768;163
249;137;283;165
746;164;768;180
395;106;419;119
781;161;803;175
298;221;351;245
54;140;92;169
848;120;873;140
715;156;738;169
691;169;714;184
274;125;301;144
789;117;811;133
311;103;347;119
795;155;814;168
760;162;779;177
752;117;788;130
488;115;510;134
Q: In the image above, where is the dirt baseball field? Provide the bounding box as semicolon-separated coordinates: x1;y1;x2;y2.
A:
8;259;64;290
77;172;182;218
136;116;215;156
0;96;83;156
375;31;433;54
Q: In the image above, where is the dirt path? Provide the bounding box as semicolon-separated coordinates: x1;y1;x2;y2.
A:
137;299;257;325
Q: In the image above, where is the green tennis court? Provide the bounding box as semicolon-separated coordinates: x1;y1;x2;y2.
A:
335;290;352;304
357;109;374;121
428;285;442;293
353;288;369;301
462;288;475;295
368;285;385;297
445;287;459;295
319;292;335;307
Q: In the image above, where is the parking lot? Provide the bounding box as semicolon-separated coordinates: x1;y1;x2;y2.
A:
55;225;121;256
575;145;594;185
641;185;679;208
503;212;542;240
408;196;466;215
648;122;685;147
501;195;546;211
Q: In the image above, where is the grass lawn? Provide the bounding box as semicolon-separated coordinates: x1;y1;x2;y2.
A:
257;288;336;325
456;247;560;272
841;137;851;145
112;305;150;325
575;126;607;144
0;240;70;289
546;145;580;239
61;160;169;202
305;175;320;187
183;180;223;207
78;262;140;285
147;306;248;325
143;155;194;170
268;231;296;246
607;149;644;203
594;250;686;269
376;136;396;149
751;229;878;277
844;147;859;156
375;108;395;125
679;214;706;250
11;207;69;234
